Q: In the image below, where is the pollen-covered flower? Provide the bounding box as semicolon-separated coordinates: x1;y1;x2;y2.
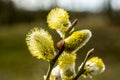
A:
65;29;92;53
58;52;76;79
47;8;71;38
26;28;56;61
83;57;105;78
58;52;76;69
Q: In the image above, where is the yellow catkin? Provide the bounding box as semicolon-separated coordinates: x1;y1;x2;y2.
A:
83;56;105;78
65;29;92;53
26;27;55;61
88;57;105;69
58;52;76;69
47;8;69;30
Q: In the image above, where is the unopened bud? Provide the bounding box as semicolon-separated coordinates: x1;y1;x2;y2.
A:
56;40;65;51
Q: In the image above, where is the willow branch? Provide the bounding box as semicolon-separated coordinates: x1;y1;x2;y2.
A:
74;48;94;80
45;40;65;80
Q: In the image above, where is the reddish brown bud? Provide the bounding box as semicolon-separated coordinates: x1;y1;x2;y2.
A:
56;40;65;51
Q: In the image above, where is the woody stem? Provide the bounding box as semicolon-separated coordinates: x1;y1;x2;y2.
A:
74;48;94;80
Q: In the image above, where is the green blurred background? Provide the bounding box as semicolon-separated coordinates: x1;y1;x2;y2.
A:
0;0;120;80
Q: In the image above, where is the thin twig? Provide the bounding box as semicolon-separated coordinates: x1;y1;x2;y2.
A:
67;18;78;33
45;44;65;80
73;48;94;80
